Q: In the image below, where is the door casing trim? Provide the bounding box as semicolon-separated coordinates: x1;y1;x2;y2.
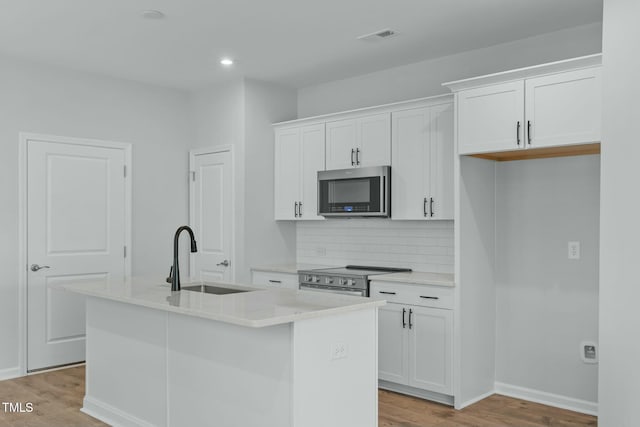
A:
18;132;133;376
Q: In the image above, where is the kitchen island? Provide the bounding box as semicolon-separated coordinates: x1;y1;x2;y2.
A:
61;277;384;427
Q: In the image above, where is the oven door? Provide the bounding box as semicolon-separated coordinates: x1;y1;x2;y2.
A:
299;283;367;297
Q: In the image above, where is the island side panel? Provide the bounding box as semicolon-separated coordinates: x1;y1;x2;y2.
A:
167;312;293;427
83;297;168;427
292;307;378;427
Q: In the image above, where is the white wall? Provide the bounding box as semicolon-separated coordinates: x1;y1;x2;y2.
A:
0;55;193;375
243;79;298;279
495;155;600;405
190;78;297;283
297;220;453;273
298;23;602;117
599;0;640;425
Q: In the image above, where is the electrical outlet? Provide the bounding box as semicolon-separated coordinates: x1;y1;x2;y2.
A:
581;341;598;364
568;241;581;259
315;247;326;256
329;343;348;360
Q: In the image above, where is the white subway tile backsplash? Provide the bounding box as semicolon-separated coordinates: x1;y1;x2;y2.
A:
296;219;454;273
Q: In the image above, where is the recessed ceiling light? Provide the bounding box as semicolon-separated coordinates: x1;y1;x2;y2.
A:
220;58;234;66
142;10;165;20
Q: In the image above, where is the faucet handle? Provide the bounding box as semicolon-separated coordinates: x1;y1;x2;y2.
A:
166;266;173;284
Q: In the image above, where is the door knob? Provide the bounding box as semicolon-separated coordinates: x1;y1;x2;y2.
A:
217;260;230;267
30;264;50;272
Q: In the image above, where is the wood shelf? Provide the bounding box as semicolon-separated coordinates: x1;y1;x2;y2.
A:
469;142;600;162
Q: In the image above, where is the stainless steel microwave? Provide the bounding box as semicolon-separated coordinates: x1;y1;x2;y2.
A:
317;166;391;217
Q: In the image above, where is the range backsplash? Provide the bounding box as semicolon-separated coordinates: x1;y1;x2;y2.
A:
296;219;454;273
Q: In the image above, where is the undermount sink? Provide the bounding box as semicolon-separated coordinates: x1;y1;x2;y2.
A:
181;284;250;295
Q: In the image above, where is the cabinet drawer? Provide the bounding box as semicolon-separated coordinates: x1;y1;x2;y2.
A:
251;271;299;290
370;281;454;310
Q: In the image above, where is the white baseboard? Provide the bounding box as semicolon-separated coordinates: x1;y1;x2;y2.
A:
494;382;598;416
82;396;157;427
0;366;22;381
455;389;495;410
379;380;454;406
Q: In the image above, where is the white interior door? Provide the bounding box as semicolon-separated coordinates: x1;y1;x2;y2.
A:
27;138;127;371
190;149;234;282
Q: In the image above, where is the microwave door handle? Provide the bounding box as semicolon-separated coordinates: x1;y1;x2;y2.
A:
382;175;386;213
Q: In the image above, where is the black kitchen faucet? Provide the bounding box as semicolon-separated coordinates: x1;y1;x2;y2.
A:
166;225;198;291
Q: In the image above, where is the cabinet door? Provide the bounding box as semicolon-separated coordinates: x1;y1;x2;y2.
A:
392;108;429;220
326;119;357;169
252;271;299;290
378;304;409;385
458;81;525;155
274;128;301;220
427;103;454;220
525;67;602;148
358;113;391;167
408;306;453;395
300;124;325;220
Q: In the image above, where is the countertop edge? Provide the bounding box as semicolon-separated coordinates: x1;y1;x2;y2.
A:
60;284;386;328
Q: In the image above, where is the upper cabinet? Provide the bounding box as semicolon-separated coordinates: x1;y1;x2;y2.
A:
274;124;325;221
326;113;391;169
392;101;454;220
457;81;525;154
273;95;453;221
524;68;601;149
445;54;602;158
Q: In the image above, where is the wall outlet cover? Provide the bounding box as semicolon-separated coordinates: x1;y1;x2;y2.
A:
329;343;348;360
568;241;581;260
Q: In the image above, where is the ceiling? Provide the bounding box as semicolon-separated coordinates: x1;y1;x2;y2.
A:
0;0;602;90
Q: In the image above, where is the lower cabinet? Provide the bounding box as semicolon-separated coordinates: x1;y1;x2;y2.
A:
251;270;299;290
372;281;453;397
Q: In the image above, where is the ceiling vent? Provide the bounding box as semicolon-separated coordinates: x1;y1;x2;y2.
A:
357;28;398;42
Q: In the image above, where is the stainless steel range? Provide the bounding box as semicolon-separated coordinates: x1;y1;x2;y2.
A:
298;265;412;297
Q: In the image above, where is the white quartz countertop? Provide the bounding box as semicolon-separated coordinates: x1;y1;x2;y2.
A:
59;276;384;328
372;271;455;287
251;263;335;274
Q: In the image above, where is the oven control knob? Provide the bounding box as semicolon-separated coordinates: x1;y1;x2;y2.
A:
313;276;320;283
348;279;355;286
326;277;334;284
338;278;345;286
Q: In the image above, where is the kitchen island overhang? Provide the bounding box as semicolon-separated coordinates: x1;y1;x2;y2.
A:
60;277;384;427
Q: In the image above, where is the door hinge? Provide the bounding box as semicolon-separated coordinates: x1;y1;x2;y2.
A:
191;171;195;182
124;246;127;258
123;165;127;178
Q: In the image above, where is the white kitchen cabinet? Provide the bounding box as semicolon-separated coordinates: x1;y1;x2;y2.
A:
458;81;525;155
371;281;454;398
525;68;602;149
251;270;299;290
378;304;409;385
455;64;602;155
325;113;390;169
392;102;454;220
274;123;325;220
408;306;453;395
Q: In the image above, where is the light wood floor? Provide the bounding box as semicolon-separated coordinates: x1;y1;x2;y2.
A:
0;366;597;427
